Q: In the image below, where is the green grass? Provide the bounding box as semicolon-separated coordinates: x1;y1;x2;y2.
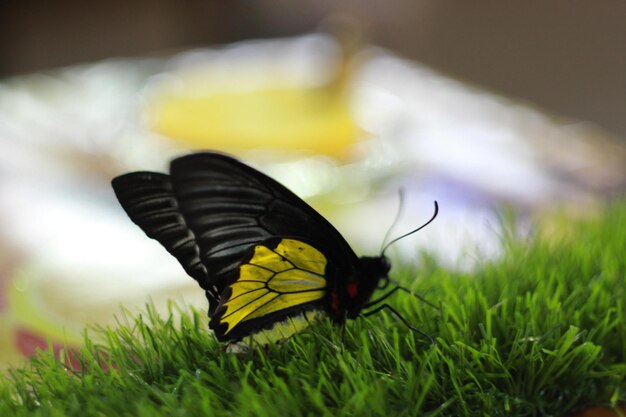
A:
2;202;625;416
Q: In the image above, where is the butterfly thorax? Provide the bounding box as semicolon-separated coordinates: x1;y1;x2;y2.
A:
327;255;391;321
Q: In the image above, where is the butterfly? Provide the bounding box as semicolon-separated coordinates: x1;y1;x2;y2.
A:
111;152;437;345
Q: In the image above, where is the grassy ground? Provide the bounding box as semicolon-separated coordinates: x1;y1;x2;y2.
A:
1;203;625;416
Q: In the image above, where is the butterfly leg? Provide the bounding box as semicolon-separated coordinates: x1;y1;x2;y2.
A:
362;303;435;345
363;286;403;308
365;285;438;310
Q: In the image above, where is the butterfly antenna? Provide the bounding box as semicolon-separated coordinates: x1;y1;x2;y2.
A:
381;201;439;257
379;188;406;254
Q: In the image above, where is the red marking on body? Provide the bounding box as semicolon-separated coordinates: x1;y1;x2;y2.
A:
330;292;339;310
347;282;358;298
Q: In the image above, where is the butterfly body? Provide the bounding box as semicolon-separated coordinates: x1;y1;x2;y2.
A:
112;152;392;344
322;255;389;321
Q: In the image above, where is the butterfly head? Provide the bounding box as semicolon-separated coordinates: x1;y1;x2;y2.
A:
359;255;391;279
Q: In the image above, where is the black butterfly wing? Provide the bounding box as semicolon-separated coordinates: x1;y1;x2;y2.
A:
168;152;359;281
111;172;209;286
112;152;359;318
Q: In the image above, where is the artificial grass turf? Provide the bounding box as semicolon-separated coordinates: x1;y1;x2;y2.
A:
1;203;625;416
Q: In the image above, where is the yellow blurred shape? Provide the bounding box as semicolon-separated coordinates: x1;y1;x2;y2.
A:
146;86;360;156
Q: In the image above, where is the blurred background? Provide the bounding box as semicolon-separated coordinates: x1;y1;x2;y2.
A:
1;1;625;368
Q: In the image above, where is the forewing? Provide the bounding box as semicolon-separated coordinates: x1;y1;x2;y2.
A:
168;153;358;293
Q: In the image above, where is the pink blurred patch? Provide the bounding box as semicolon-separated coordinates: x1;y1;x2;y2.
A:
15;327;82;371
15;327;120;372
0;279;6;311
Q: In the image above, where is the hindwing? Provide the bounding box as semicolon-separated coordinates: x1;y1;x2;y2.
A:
210;238;328;341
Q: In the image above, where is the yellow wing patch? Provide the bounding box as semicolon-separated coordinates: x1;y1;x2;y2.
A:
243;309;326;345
218;239;327;335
